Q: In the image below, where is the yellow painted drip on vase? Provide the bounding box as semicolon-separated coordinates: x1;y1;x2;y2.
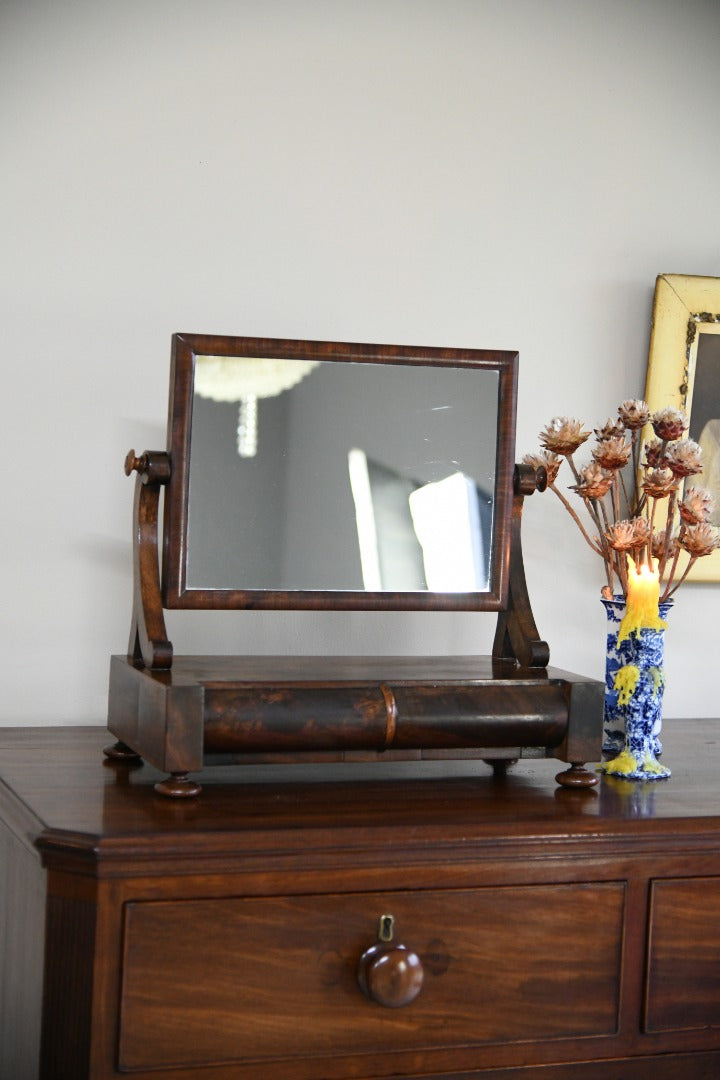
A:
614;664;639;704
616;561;667;644
601;748;669;777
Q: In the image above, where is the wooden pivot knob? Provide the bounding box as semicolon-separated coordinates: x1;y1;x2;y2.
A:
357;918;424;1008
124;448;171;484
124;449;146;476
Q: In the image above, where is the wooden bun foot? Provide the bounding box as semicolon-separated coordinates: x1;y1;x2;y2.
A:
154;773;202;798
555;763;599;789
103;740;142;762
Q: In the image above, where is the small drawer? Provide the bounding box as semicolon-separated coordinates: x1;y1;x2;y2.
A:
119;883;624;1072
646;877;720;1033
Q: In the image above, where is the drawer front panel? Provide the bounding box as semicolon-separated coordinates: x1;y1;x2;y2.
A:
646;877;720;1033
119;883;624;1071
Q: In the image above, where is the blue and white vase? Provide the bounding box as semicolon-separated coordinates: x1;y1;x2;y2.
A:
601;594;673;781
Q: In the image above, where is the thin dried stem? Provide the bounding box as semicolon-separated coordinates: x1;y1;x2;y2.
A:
662;556;697;601
612;473;621;523
560;454;617;593
597;497;611;533
630;431;640;509
658;490;677;578
565;453;582;485
647;497;658;565
660;543;682;602
549;483;604;556
595;498;619;593
618;469;632;519
566;451;606;540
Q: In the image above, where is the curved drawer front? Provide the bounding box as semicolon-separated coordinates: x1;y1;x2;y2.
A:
201;682;570;755
119;883;624;1072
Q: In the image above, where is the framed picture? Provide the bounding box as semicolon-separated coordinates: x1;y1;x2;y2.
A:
645;274;720;581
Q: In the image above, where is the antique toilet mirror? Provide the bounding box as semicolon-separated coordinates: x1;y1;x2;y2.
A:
107;334;603;795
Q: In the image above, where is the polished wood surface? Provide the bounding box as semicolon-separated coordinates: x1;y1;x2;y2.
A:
2;721;720;1079
1;718;716;842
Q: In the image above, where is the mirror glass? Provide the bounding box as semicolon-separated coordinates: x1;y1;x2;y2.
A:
186;357;499;592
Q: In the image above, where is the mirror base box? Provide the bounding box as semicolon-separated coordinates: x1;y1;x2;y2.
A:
107;654;603;791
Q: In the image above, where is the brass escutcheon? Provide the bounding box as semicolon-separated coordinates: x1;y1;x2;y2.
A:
378;914;394;942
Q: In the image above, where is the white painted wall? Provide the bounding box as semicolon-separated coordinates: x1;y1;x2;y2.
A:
2;0;719;725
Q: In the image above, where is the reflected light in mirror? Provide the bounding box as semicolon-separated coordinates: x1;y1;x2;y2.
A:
349;449;489;592
409;472;489;591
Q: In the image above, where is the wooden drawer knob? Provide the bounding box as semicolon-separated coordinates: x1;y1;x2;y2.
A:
357;916;424;1008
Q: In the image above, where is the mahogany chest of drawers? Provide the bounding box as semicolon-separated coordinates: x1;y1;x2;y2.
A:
2;722;720;1079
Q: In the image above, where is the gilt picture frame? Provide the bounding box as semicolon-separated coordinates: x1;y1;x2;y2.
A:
644;273;720;582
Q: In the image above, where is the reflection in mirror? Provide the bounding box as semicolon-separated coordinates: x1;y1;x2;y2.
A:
185;357;499;593
689;331;720;526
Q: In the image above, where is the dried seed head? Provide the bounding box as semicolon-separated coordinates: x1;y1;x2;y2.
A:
539;417;591;456
679;486;715;525
594;418;625;441
570;462;614;499
522;451;562;486
630;517;652;545
644;438;667;468
642;467;677;499
679;522;720;557
664;438;703;479
606;518;651;551
652;407;688;442
651;530;678;562
618;399;651;430
592;436;632;470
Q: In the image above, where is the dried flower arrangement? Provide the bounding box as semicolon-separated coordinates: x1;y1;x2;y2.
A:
524;402;720;603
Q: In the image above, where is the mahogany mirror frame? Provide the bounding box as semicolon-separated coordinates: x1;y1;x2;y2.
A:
161;334;519;613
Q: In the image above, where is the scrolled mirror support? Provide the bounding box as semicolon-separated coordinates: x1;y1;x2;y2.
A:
492;464;550;669
126;449;173;670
